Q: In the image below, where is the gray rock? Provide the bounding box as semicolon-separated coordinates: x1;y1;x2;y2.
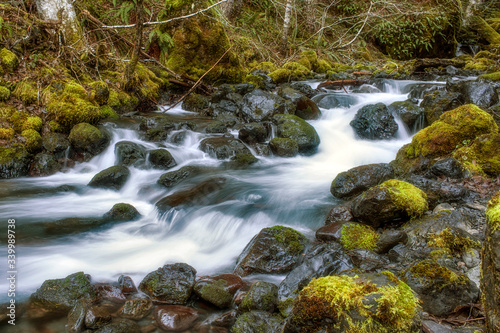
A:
88;165;130;190
350;103;398;140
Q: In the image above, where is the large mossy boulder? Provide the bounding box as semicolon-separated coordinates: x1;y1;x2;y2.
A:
199;137;252;159
273;114;320;155
114;141;146;167
29;272;96;314
103;203;141;222
277;242;354;317
351;179;428;228
68;123;109;160
393;104;498;176
139;263;196;304
330;163;394;199
0;147;31;179
482;191;500;332
88;166;130;190
241;89;294;122
234;226;308;277
403;260;478;317
0;48;19;73
350;103;398;140
420;90;462;125
148;148;177;169
454;133;500;177
269;137;299;157
284;272;421;333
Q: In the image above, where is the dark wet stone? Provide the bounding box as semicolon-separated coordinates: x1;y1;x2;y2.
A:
349;249;389;271
148;148;177;169
67;299;88;333
324;205;353;225
232;311;283;333
114;141;146;167
156;305;199;331
88;165;130;190
315;221;349;242
119;296;153;320
42;132;71;158
93;318;141;333
239;281;278;313
330;163;394;199
139;263;196;304
118;275;137;294
420;90;462;125
313;93;357;109
194;274;244;309
387;99;425;132
103;203;141;222
350;103;398;140
96;284;127;303
238;123;269;144
405;175;473;208
157;165;203;188
0;147;31;179
289;82;318;98
29;272;96;314
449;79;499;108
206;121;228;134
278;87;321;120
269;137;299;157
374;229;408;254
85;305;112;329
30;152;61;176
43;217;109;235
241;89;295;122
428;157;465;179
199;137;252;159
234;226;309;277
273;114;320;155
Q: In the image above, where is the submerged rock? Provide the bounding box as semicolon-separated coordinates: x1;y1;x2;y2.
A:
148;148;177;169
156;305;199;331
234;226;308;277
88;165;130;190
157;165;204;188
103;203;141;221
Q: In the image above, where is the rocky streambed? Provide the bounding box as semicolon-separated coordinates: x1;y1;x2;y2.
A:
1;72;500;332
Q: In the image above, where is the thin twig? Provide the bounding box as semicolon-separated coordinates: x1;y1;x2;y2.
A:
101;0;228;29
164;45;233;112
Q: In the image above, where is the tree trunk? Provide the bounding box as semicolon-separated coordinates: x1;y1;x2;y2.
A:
35;0;80;44
223;0;243;22
124;0;144;91
280;0;293;55
482;191;500;332
304;0;315;33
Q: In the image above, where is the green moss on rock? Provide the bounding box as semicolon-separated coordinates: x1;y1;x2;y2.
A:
100;105;119;119
89;81;109;105
486;191;500;231
21;129;42;153
341;223;380;251
0;48;19;73
23;116;42;132
0;127;14;140
427;227;480;256
13;80;38;105
269;225;307;255
107;89;139;114
269;68;292;83
379;179;428;219
479;72;500;81
453;133;500;176
406;260;467;290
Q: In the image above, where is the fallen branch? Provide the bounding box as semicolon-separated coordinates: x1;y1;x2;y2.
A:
318;80;366;89
164;45;233;112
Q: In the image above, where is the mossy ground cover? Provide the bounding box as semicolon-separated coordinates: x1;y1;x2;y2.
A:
379;179;428;219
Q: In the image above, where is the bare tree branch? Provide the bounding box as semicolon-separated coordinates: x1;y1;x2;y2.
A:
101;0;228;29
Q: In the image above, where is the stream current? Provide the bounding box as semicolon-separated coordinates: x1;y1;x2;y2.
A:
0;79;444;303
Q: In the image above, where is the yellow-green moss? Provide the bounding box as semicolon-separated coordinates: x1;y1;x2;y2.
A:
0;86;10;101
269;68;292;83
100;105;119;119
453;133;500;176
269;225;306;255
405;104;498;159
316;59;332;74
107;89;139;113
89;81;109;105
427;227;480;256
0;127;14;140
0;47;18;73
293;273;420;332
479;72;500;81
45;81;102;131
13;80;38;105
21;129;42;153
244;74;264;89
465;57;499;72
379;179;428;219
470;16;500;45
282;62;311;79
341;224;380;251
251;61;278;74
48;120;64;133
486;191;500;231
126;63;161;100
407;260;467;290
23;116;42;132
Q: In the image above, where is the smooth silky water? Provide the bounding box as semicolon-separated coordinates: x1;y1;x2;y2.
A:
0;79;441;303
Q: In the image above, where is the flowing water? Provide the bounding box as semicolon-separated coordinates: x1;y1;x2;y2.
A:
0;79;443;303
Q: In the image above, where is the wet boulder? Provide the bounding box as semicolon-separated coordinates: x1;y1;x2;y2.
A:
269;137;299;157
402;260;478;317
139;263;196;304
118;296;153;320
407;83;446;100
139;117;189;142
351;179;428;228
374;229;408;254
239;281;278;313
182;93;210;113
428;157;465;179
156;305;199;331
277;242;354;316
420;90;462;125
313;93;357;109
157;165;204;188
194;274;244;309
93;318;141;333
387;99;425;132
289;82;317;98
241;89;295;122
0;147;31;178
68;123;109;161
114;141;146;167
405;175;472;208
273;114;320;155
29;272;96;314
330;163;394;199
234;226;309;277
232;311;283;333
324;205;353;225
284;272;421;333
205;121;228;134
350;103;398;140
103;203;141;222
30;152;61;177
454;133;500;177
238;122;269;145
278;87;321;120
67;299;88;333
449;79;499;108
199;137;252;159
155;177;227;212
85;305;112;329
148;148;177;169
42;132;71;158
88;166;130;190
